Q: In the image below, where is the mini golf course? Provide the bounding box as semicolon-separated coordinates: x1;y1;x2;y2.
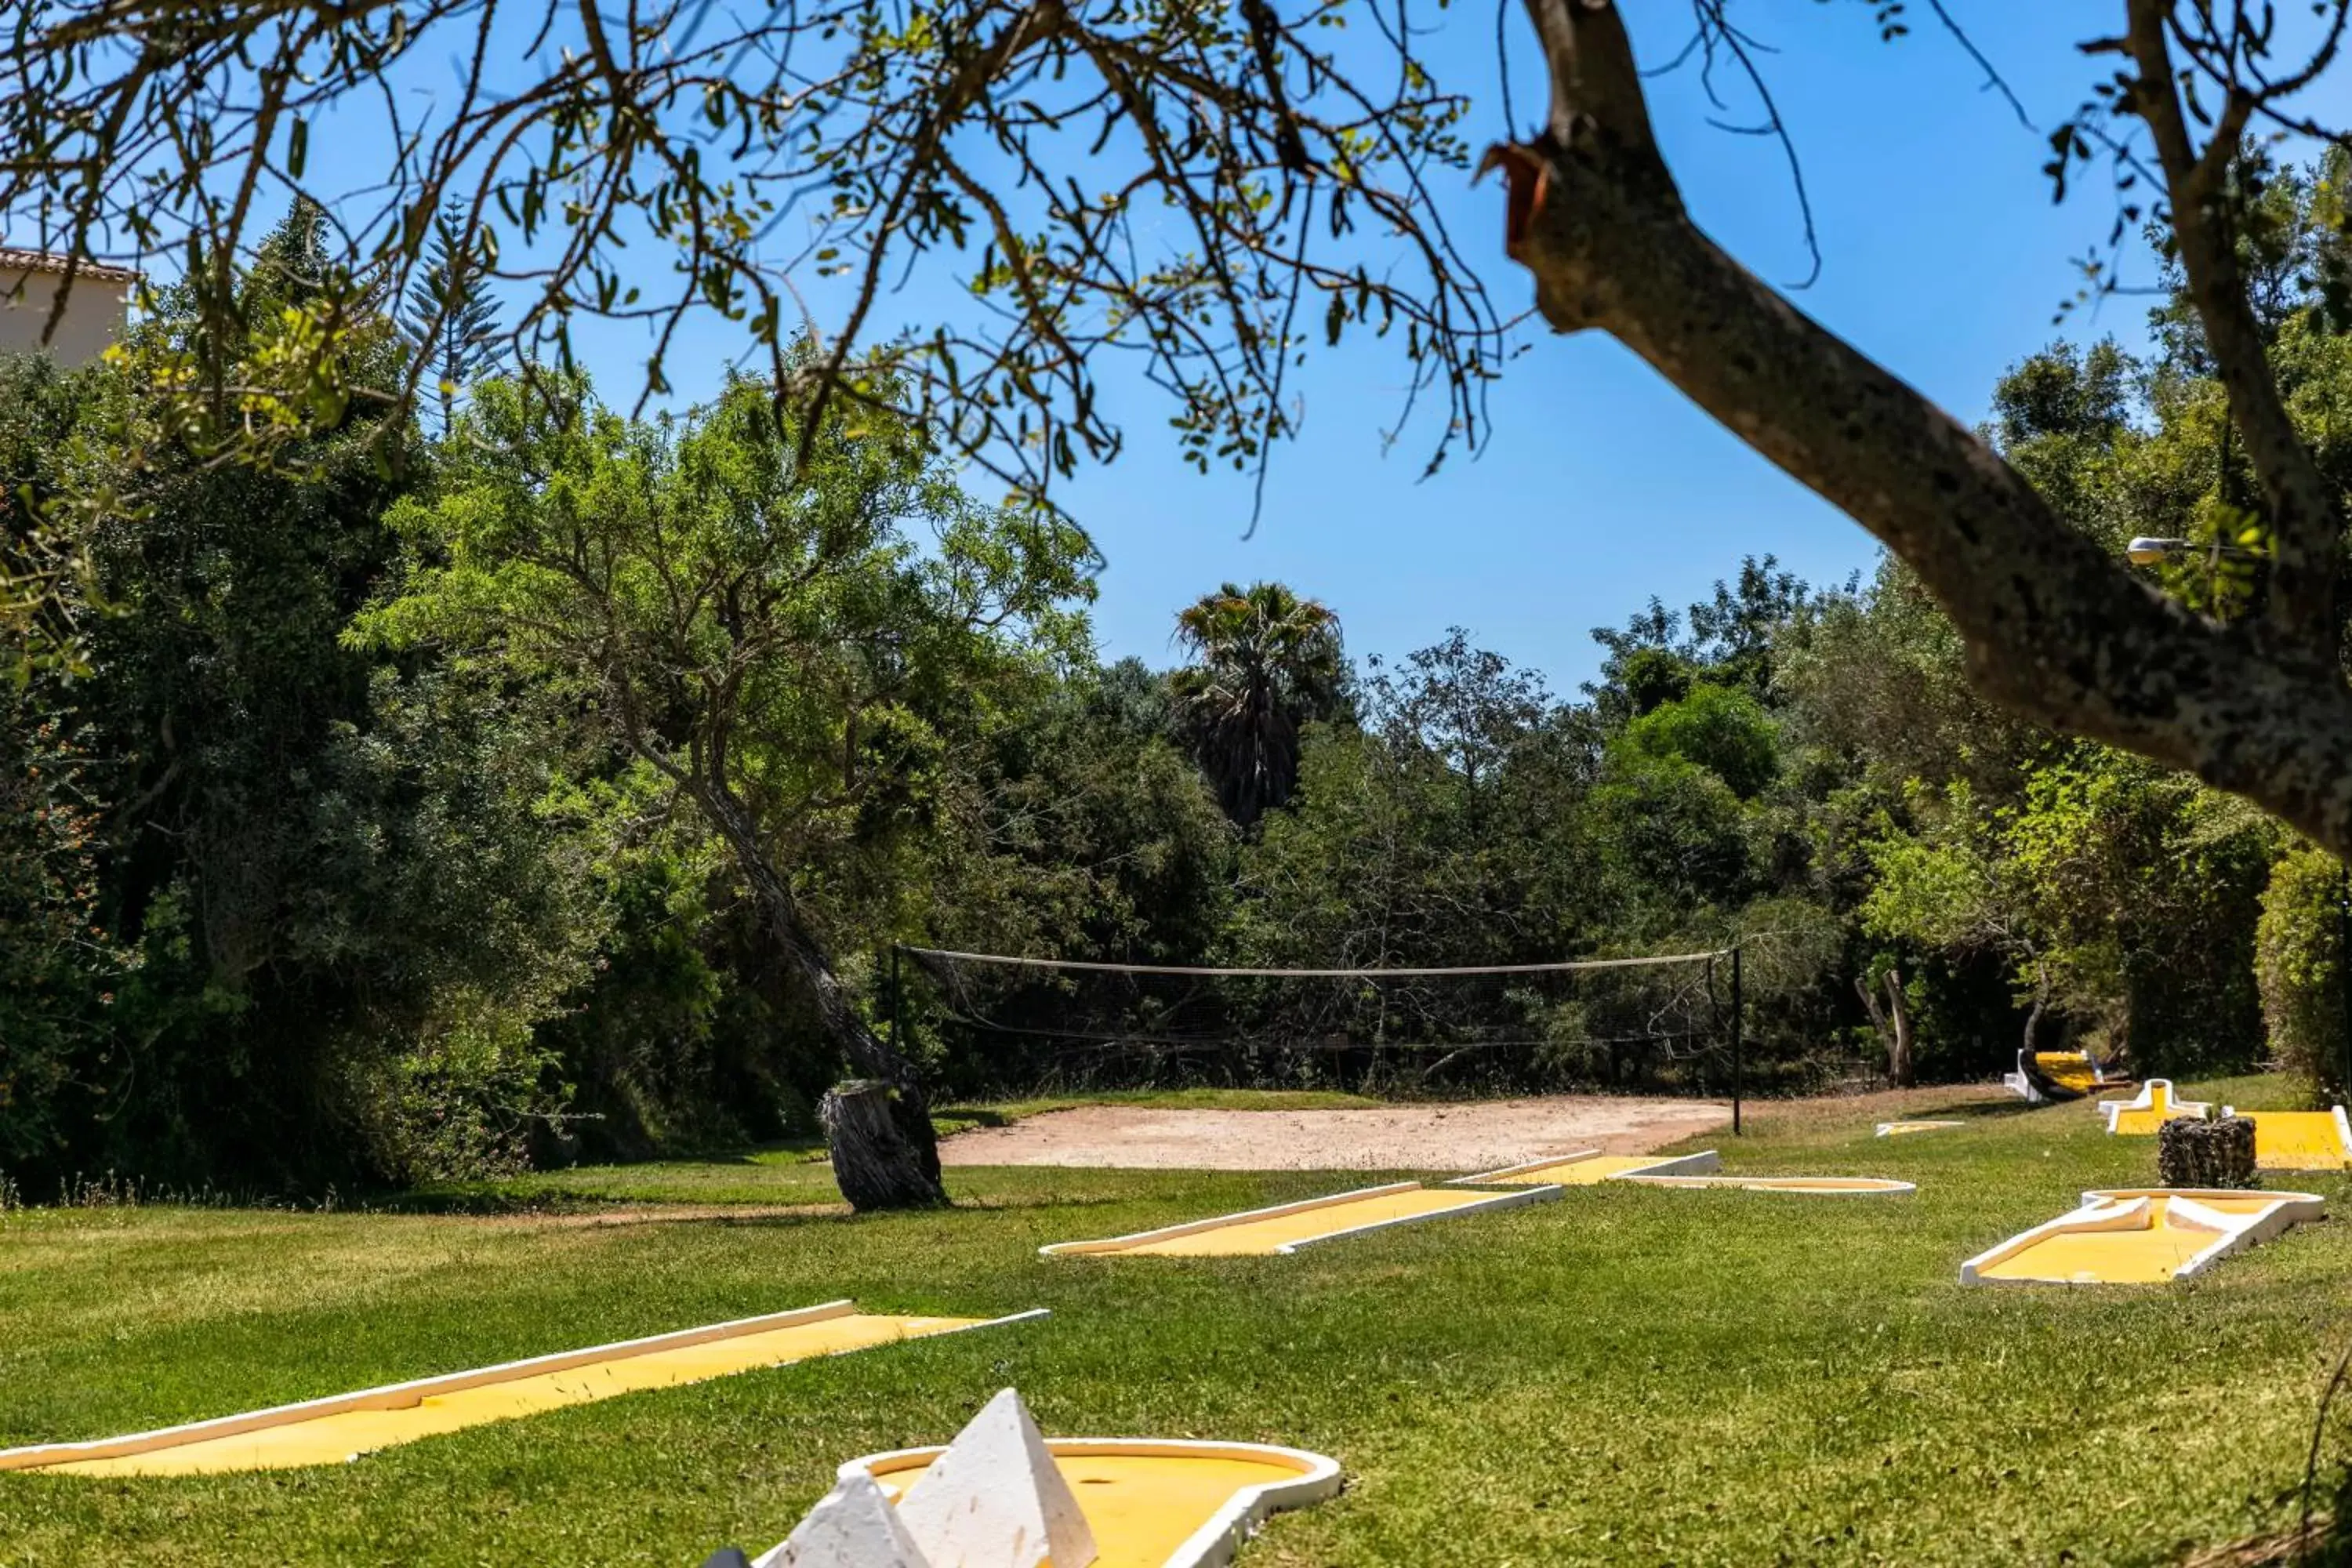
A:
5;1073;2351;1566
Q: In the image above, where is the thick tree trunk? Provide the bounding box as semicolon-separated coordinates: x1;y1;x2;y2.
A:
822;1080;948;1210
1487;1;2352;859
699;786;946;1209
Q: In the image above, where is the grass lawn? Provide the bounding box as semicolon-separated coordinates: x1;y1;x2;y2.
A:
5;1076;2352;1565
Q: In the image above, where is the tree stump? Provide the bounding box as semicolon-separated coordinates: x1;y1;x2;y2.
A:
2158;1116;2258;1189
822;1080;949;1211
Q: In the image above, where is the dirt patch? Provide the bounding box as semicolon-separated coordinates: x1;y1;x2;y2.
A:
936;1095;1733;1171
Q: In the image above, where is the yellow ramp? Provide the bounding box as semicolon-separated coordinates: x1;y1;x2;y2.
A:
854;1438;1341;1568
2222;1106;2352;1170
1042;1181;1556;1258
2;1303;1038;1477
1962;1189;2322;1286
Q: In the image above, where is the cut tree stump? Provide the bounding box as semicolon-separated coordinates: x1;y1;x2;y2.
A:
822;1080;949;1212
2158;1116;2257;1189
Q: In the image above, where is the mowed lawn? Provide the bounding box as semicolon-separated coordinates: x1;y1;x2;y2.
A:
5;1077;2351;1565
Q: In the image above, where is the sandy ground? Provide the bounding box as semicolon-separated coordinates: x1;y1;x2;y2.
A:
935;1095;1736;1172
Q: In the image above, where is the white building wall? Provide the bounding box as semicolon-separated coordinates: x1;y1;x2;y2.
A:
0;268;132;366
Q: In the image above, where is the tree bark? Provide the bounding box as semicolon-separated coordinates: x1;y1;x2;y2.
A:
699;785;946;1209
1486;0;2352;859
822;1080;949;1210
1857;968;1915;1088
1883;970;1914;1089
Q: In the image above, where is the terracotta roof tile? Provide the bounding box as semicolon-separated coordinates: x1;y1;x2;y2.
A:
0;248;141;283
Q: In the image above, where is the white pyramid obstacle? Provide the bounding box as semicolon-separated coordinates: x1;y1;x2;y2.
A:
757;1471;930;1568
753;1388;1097;1568
895;1388;1096;1568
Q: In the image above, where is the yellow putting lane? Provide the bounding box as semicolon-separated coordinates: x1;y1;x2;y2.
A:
2;1302;1039;1477
1617;1174;1915;1195
1041;1181;1557;1258
1962;1189;2323;1286
858;1440;1341;1568
1451;1149;1720;1185
2221;1106;2352;1170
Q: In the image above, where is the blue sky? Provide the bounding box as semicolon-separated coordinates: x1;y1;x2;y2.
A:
418;9;2209;690
1023;8;2161;691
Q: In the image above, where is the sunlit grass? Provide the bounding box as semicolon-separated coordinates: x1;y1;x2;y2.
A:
4;1076;2349;1564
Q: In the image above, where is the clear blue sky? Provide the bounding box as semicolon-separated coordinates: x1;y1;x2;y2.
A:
1031;8;2163;691
503;11;2210;691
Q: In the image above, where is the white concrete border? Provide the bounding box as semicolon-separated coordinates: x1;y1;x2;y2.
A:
1447;1149;1721;1186
840;1437;1345;1568
1613;1173;1915;1196
1874;1120;1965;1138
0;1303;1050;1473
1038;1181;1561;1258
1958;1188;2324;1287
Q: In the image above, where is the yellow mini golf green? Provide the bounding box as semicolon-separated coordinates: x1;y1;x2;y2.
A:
1961;1189;2324;1286
0;1302;1041;1476
1040;1181;1556;1258
1453;1149;1909;1194
2218;1105;2352;1170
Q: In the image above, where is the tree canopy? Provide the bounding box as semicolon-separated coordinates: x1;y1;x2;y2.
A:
17;5;2352;865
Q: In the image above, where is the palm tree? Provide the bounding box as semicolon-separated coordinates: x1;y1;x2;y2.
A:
1171;582;1345;826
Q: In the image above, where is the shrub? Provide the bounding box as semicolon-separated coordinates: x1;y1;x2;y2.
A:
2255;844;2350;1099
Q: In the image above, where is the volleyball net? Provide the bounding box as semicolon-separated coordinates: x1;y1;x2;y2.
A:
898;944;1746;1108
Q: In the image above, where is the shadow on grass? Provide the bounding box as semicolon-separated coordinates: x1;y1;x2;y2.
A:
1902;1095;2053;1123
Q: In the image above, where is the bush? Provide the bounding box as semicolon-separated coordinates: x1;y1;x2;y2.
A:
2255;844;2350;1099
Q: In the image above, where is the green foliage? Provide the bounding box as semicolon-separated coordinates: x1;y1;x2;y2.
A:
1170;581;1347;829
1616;684;1778;800
0;687;122;1166
2255;844;2350;1100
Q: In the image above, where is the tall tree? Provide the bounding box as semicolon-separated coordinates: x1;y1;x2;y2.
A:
400;198;504;437
1171;581;1345;827
354;370;1094;1208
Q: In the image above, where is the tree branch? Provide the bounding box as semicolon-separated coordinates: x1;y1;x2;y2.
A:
1488;0;2352;855
2122;0;2343;657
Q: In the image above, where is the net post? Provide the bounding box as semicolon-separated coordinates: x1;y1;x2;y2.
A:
890;943;905;1061
1730;943;1744;1137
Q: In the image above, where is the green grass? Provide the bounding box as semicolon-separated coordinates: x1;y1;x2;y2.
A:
4;1076;2350;1565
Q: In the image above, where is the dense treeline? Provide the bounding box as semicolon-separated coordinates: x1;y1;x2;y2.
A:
5;184;2351;1195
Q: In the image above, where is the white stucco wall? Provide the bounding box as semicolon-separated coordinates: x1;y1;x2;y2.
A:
0;268;131;366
